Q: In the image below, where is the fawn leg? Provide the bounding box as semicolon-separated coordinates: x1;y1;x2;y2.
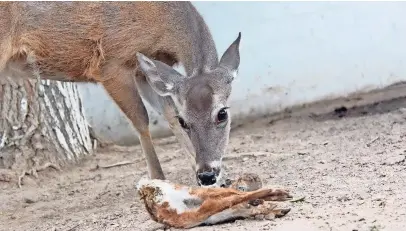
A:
191;187;290;201
203;202;291;225
202;203;256;225
262;188;293;201
101;64;164;180
164;188;284;228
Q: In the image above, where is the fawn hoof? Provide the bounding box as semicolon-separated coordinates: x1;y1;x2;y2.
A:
248;199;264;206
275;208;291;218
263;189;292;201
263;207;291;220
276;189;292;199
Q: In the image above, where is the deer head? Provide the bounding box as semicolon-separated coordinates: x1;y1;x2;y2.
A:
137;33;241;186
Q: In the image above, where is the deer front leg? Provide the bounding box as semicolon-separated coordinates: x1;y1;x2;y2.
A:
131;68;196;173
101;65;164;180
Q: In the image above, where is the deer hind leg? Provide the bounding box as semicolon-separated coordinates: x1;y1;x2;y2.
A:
100;64;164;180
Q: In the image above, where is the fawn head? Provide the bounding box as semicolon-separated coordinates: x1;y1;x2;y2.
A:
137;33;241;186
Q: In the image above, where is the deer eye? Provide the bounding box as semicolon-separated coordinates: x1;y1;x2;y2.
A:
216;107;229;127
177;116;189;129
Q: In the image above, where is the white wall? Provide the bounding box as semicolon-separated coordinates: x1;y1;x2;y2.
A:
78;2;406;145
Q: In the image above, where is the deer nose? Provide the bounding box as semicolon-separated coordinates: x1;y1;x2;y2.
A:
197;171;217;186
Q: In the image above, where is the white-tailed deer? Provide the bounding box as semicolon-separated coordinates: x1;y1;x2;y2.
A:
0;2;241;186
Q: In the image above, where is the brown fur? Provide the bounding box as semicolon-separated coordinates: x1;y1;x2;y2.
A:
137;178;293;228
0;2;193;82
0;2;241;184
0;2;216;180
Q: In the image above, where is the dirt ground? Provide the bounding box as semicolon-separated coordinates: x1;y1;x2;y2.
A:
1;87;406;231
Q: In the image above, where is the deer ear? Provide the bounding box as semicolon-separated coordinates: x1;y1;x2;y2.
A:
219;32;241;75
136;52;185;96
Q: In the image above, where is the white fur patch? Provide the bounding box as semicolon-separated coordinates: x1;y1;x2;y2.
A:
165;83;174;90
209;160;222;169
212;94;221;105
137;178;198;214
203;66;213;73
231;70;238;79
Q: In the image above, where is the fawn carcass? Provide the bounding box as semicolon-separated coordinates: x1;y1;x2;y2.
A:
136;175;292;228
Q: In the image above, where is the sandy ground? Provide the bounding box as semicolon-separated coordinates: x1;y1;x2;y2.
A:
1;90;406;231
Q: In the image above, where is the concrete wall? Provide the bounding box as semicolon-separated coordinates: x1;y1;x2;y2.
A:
77;2;406;145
